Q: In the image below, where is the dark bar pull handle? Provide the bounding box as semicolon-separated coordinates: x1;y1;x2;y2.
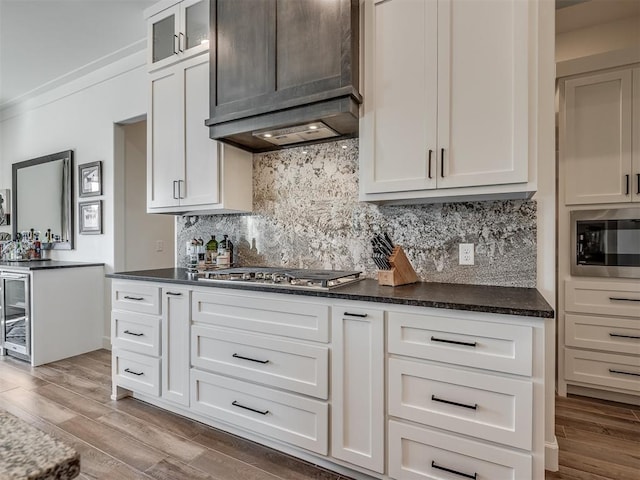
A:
344;312;368;318
609;297;640;302
124;368;144;376
609;333;640;340
431;395;478;410
431;461;477;480
123;330;144;337
440;148;445;177
232;400;269;415
428;149;433;179
431;336;477;348
166;292;182;296
609;369;640;377
123;296;144;301
625;174;630;195
636;173;640;195
232;353;269;364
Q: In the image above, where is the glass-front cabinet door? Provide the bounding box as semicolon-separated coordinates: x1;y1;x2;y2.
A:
147;0;209;71
0;273;30;361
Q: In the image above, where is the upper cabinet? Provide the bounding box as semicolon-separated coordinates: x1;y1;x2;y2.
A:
561;67;640;205
145;0;253;215
146;0;209;71
205;0;361;152
360;0;535;203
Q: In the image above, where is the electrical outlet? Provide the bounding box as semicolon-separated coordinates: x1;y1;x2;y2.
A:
459;243;474;265
155;240;164;252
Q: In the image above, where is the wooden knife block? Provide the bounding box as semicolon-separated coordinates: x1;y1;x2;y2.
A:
377;246;419;286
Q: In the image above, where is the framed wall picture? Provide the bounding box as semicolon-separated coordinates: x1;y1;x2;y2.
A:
78;161;102;197
0;189;10;226
79;200;102;234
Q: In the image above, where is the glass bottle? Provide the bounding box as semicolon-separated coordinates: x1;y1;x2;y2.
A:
206;235;218;264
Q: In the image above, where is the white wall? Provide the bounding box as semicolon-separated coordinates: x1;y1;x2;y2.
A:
0;51;148;341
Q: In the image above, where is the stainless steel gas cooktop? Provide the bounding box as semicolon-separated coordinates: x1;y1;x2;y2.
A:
197;267;362;290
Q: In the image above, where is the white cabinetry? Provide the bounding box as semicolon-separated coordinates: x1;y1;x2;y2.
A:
145;0;209;72
360;0;533;203
561;66;640;205
563;280;640;396
331;306;384;473
387;309;539;480
147;53;252;214
162;287;190;405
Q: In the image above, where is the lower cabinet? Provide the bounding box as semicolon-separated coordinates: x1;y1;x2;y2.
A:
111;281;545;479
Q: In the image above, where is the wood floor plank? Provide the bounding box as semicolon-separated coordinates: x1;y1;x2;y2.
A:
555;395;639;422
97;410;206;462
145;457;216;480
556;450;640;480
555;412;640;443
82;349;112;365
563;425;640;453
0;360;49;390
34;383;113;420
58;415;168;472
557;435;640;471
189;447;283;480
0;387;77;424
545;465;617;480
48;357;112;386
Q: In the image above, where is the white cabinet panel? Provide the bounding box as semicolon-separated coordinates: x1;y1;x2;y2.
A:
389;358;532;450
565;313;640;355
112;281;161;315
388;420;532;480
162;287;191;406
113;349;161;397
111;311;161;357
565;280;640;319
565;349;640;393
331;307;384;473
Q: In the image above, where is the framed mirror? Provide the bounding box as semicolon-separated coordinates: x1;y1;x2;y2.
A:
12;150;74;249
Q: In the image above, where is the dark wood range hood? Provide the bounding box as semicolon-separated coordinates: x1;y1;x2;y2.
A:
205;0;361;153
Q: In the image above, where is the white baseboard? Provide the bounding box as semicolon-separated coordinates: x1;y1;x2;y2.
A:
545;437;559;472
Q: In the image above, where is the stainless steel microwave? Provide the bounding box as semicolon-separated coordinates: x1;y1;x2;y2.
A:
571;208;640;279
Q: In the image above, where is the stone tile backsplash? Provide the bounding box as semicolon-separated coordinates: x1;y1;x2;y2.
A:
177;139;536;287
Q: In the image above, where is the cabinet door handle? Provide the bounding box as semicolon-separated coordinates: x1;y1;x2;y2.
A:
178;32;185;52
609;369;640;377
344;312;368;318
173;34;179;55
440;148;445;177
232;353;269;364
636;173;640;195
609;297;640;302
232;400;269;415
124;368;144;376
123;330;144;337
178;180;185;199
427;149;433;179
609;333;640;340
431;395;478;410
166;291;182;296
431;461;477;480
123;295;144;301
625;174;630;195
173;180;178;200
431;336;477;348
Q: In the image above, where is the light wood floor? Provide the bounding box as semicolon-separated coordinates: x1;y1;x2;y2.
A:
0;350;638;480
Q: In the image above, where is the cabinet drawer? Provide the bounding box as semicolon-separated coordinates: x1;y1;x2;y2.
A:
388;421;532;480
190;369;328;455
565;349;640;393
388;358;532;450
192;290;329;342
111;311;161;357
565;280;640;318
113;349;160;397
388;311;533;376
565;314;640;355
112;281;161;315
191;325;329;399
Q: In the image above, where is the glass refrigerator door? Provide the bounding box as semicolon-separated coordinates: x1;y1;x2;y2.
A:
1;276;29;357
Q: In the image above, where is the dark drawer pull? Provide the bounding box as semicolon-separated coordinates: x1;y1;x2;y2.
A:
166;292;182;296
344;312;368;318
609;333;640;340
124;368;144;376
123;330;144;337
232;400;269;415
432;461;477;479
431;336;477;348
232;353;269;364
432;395;478;410
123;295;144;301
609;369;640;377
609;297;640;302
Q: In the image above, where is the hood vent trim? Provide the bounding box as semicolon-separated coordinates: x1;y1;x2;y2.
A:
252;122;339;147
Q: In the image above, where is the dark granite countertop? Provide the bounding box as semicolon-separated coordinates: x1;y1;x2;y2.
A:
0;410;80;479
107;268;554;318
0;260;104;271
